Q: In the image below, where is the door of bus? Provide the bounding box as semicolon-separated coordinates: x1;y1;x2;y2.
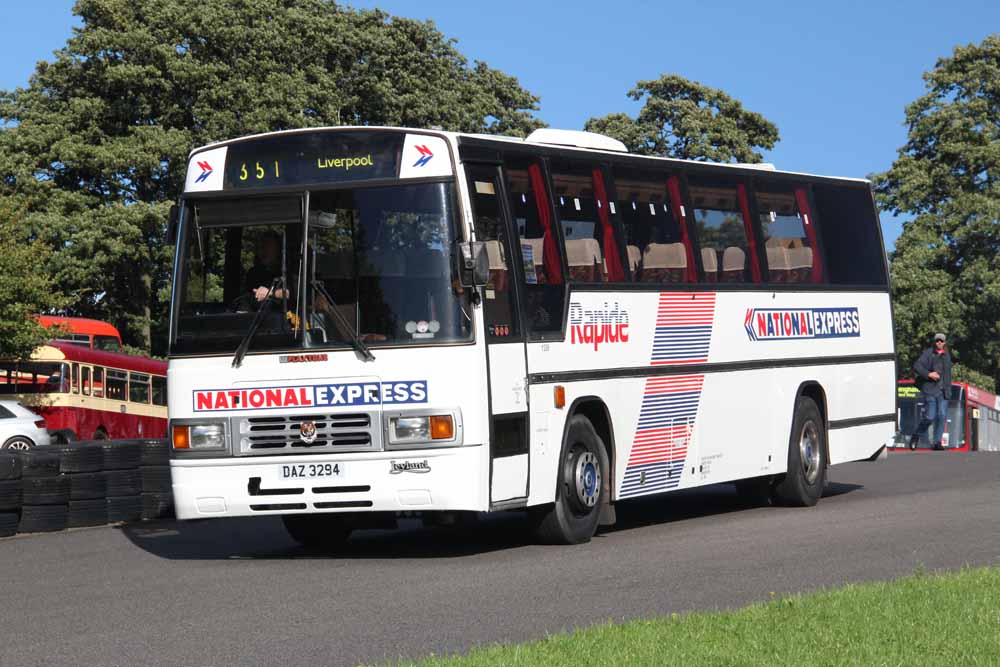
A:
464;164;530;505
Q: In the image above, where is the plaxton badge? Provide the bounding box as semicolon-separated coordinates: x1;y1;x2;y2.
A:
744;307;860;341
192;380;427;412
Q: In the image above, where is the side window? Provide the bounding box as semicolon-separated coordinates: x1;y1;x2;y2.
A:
152;376;167;406
755;183;823;284
610;169;695;283
71;363;80;394
811;184;887;286
92;367;105;399
688;177;761;283
106;369;127;401
504;157;565;335
129;372;150;404
81;366;91;396
466;165;520;340
549;161;626;283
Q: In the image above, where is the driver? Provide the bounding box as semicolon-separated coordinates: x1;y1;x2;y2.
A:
244;232;288;302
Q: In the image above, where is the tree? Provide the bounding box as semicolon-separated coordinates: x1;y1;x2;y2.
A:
0;0;543;355
584;74;779;162
873;35;1000;391
0;196;68;359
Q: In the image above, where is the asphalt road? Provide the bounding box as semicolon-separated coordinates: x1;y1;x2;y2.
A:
1;452;999;666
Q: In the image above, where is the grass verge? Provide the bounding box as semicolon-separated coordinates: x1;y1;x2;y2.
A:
396;566;1000;666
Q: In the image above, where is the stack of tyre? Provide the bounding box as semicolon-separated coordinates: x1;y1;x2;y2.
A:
0;453;23;537
102;440;143;522
138;439;173;520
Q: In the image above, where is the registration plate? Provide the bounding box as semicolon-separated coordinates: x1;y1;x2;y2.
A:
280;462;345;480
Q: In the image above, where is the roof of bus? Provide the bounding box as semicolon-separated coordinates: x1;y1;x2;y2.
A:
187;125;872;185
32;342;166;375
36;316;122;339
898;378;999;406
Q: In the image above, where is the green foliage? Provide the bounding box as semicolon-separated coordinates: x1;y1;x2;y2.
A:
0;0;543;355
952;364;995;391
873;35;1000;391
0;196;69;359
584;75;779;162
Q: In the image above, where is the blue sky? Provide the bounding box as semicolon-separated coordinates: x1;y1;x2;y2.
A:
3;1;998;248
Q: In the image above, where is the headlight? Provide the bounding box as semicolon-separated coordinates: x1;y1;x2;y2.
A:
386;413;457;448
172;422;227;450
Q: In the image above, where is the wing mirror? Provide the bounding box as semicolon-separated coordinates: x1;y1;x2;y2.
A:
457;241;489;288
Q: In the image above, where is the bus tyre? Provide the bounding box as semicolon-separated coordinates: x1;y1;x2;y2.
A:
0;452;22;480
49;430;77;445
773;396;827;507
533;415;609;545
55;443;104;474
19;504;69;533
0;480;21;511
0;511;17;538
282;514;353;550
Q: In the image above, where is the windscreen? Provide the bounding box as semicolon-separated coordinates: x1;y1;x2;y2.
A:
171;182;470;355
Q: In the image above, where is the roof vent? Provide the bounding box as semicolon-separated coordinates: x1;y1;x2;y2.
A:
525;129;628;153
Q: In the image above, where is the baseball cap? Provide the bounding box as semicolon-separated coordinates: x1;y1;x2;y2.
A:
934;333;946;342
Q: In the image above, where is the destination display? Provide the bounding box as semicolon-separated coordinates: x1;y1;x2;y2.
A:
222;131;403;189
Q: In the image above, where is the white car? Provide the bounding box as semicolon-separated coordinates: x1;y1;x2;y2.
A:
0;400;52;450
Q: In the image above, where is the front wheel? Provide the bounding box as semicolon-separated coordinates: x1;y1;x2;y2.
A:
282;514;353;550
772;396;827;507
532;415;609;545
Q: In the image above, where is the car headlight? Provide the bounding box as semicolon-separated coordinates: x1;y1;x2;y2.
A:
172;422;227;450
386;413;458;448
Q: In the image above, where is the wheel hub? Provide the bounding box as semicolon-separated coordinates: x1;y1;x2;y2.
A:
799;420;821;484
574;452;601;508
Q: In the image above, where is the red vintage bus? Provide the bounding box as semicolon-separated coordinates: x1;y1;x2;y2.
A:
36;316;124;352
892;379;1000;452
0;342;166;444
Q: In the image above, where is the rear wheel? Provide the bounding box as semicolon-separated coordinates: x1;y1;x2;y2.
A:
773;396;827;507
282;514;353;550
93;428;109;440
533;415;609;545
2;436;34;451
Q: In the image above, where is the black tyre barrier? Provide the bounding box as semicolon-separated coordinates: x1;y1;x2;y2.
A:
141;492;174;521
101;440;142;471
68;498;108;528
68;471;107;501
107;495;142;523
140;439;170;467
19;504;69;533
19;450;60;478
0;479;21;511
0;452;22;480
140;466;172;494
0;511;18;537
22;475;70;506
54;443;104;474
105;469;141;497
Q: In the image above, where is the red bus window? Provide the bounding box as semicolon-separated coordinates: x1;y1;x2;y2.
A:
152;376;167;406
106;370;127;401
81;366;91;396
92;367;105;398
129;372;150;404
71;363;80;394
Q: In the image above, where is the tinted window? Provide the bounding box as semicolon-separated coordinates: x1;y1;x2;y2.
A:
106;370;127;401
0;362;70;394
467;165;520;340
811;184;888;286
129;373;150;403
549;161;626;283
0;405;14;418
505;157;564;335
755;184;823;284
82;366;91;396
94;335;122;352
93;367;105;399
610;168;693;283
152;376;167;406
71;363;80;394
688;178;759;283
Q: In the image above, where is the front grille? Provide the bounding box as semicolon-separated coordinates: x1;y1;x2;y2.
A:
233;412;381;455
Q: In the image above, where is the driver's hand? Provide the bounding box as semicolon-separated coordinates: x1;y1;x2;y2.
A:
254;286;270;302
928;371;940;381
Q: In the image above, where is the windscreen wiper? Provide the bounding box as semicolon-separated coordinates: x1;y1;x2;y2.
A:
232;278;281;369
310;279;375;362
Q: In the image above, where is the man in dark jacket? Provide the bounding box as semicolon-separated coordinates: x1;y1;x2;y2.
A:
909;333;953;450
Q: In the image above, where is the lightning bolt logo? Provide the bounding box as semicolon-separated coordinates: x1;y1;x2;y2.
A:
412;145;433;168
195;160;213;183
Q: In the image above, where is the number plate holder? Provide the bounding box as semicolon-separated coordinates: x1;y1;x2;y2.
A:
278;462;346;480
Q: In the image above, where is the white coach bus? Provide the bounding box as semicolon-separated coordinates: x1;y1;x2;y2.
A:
166;127;895;546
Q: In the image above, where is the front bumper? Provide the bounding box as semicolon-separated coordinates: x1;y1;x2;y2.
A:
170;445;487;519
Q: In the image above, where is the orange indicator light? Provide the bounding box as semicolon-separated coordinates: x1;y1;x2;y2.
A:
429;415;454;440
